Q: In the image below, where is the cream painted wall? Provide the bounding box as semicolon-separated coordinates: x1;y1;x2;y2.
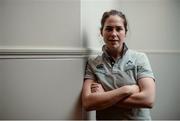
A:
0;58;86;119
0;0;86;120
0;0;180;120
0;0;81;49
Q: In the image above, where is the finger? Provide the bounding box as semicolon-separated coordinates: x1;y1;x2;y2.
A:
91;83;99;88
91;83;99;86
91;85;99;89
91;87;97;93
91;86;99;91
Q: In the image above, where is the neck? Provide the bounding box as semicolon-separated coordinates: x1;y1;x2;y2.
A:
106;46;123;60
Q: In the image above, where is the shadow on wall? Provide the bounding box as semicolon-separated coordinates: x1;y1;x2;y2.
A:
81;27;97;120
80;28;94;119
82;28;90;50
70;92;88;119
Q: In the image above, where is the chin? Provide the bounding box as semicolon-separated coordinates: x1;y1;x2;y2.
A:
112;44;120;49
109;46;120;51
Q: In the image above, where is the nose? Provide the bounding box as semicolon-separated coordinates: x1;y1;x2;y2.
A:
111;29;117;38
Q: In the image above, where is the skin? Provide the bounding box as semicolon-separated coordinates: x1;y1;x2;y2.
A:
82;15;156;111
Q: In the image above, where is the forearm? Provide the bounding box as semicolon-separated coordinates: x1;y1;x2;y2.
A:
116;78;156;109
116;90;155;108
82;85;132;111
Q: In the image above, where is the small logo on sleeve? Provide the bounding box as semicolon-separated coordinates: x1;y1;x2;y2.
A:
96;64;104;69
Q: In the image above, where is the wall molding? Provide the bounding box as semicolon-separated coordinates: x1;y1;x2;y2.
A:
136;49;180;54
0;47;180;59
0;47;93;59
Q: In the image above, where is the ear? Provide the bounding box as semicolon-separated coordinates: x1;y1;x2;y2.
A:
125;31;127;37
100;29;103;36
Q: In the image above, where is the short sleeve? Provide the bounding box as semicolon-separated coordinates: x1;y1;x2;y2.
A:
136;53;155;81
84;59;97;81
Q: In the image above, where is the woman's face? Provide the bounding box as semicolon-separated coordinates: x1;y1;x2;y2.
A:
101;15;126;51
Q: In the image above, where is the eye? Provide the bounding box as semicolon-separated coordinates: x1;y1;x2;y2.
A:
105;27;113;32
116;27;123;32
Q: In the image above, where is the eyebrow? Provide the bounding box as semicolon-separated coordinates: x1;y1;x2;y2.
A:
105;25;123;28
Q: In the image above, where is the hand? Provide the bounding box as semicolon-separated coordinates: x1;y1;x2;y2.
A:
129;85;140;94
121;85;140;95
91;83;105;93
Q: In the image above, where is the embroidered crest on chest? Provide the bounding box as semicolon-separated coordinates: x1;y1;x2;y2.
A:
125;60;135;70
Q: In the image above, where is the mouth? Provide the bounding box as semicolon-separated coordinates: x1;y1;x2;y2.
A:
107;40;119;46
108;39;119;42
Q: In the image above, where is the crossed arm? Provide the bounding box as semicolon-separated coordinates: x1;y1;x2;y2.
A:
116;78;156;108
82;77;155;111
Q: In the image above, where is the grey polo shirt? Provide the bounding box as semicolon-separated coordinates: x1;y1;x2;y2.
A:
84;43;155;120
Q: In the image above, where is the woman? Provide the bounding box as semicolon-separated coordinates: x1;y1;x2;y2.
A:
82;10;156;120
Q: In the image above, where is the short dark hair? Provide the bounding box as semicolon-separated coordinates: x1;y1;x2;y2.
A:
100;10;128;34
